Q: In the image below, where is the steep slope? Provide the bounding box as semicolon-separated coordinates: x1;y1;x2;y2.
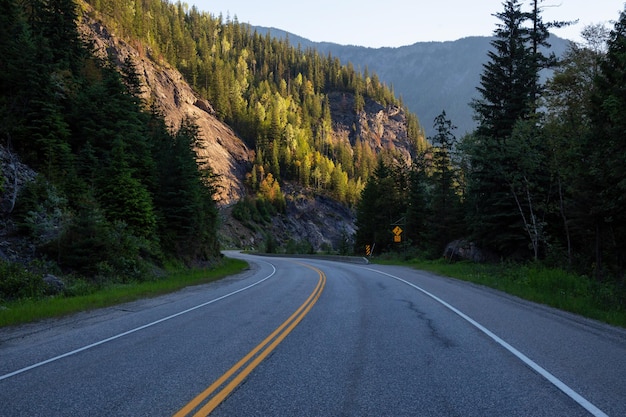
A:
80;14;252;205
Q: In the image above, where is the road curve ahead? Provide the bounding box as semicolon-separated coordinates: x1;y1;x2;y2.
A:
1;251;625;416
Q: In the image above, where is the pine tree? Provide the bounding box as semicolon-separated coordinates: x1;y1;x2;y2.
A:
405;151;430;252
355;158;407;254
428;111;463;254
588;7;626;278
472;0;532;141
465;0;552;257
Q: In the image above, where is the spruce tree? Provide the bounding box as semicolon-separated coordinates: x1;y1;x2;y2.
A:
465;0;552;257
355;158;407;254
588;7;626;278
428;111;463;254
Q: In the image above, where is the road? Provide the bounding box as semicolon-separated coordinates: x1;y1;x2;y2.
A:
1;251;625;416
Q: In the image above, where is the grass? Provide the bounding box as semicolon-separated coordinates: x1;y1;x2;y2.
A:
0;257;248;328
375;257;626;328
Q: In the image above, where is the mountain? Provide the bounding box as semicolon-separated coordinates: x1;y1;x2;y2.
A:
253;27;571;136
76;5;422;252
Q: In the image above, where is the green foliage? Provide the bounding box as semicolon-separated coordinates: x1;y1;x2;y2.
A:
355;157;408;254
284;239;314;255
14;177;69;245
264;233;278;254
586;9;626;279
463;0;560;259
0;260;45;301
232;196;275;226
427;111;465;254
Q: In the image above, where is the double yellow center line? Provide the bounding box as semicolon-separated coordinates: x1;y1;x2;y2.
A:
174;263;326;417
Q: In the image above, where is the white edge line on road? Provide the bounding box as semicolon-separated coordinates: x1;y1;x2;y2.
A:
363;266;609;417
0;262;277;382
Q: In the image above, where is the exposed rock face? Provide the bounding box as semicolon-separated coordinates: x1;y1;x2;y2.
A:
79;14;251;205
43;274;65;294
328;92;416;165
220;183;355;253
0;146;38;263
0;146;37;216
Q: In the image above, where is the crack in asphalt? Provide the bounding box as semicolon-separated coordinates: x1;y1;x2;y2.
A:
398;298;457;349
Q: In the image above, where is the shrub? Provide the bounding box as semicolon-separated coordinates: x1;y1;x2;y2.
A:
0;260;45;301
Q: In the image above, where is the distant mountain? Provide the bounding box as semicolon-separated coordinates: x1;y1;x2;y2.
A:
253;27;571;137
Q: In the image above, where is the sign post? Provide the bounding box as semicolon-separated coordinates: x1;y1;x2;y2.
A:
391;217;407;258
392;225;403;243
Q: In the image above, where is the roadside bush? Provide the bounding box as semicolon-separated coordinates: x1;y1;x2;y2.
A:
14;177;70;244
0;260;45;301
285;239;314;254
232;197;253;222
232;196;275;227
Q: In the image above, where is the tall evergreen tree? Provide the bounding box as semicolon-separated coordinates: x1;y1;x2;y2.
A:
472;0;532;141
588;7;626;278
355;158;407;254
543;26;608;268
405;151;430;253
428;111;463;254
464;0;553;257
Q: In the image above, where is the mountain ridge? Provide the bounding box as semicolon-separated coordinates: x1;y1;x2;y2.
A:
252;26;571;136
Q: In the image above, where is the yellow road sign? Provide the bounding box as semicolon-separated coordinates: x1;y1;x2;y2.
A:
393;235;401;243
392;226;403;236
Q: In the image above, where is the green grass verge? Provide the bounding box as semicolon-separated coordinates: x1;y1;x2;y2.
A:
375;257;626;328
0;257;248;328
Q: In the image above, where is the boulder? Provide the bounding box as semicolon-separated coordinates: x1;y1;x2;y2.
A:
443;239;497;263
43;274;65;295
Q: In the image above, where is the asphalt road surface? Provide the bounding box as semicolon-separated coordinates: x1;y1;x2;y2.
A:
1;251;625;416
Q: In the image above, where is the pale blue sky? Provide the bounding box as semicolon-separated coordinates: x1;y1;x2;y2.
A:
190;0;624;47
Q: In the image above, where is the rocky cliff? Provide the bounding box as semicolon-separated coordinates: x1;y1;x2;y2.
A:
79;13;252;206
328;92;416;164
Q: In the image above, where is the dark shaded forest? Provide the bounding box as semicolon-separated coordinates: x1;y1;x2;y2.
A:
0;0;221;295
356;0;626;293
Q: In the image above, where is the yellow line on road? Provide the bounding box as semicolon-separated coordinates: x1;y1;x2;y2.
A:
173;263;326;417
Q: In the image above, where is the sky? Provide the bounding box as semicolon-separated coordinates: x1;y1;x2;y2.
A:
190;0;625;48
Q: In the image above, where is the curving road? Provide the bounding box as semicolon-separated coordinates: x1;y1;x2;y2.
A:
1;251;625;416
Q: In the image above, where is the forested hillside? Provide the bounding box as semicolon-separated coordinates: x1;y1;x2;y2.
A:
0;0;222;292
85;0;426;206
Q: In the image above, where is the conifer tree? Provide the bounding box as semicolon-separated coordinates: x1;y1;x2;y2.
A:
428;111;463;254
588;7;626;278
465;0;553;257
355;158;407;254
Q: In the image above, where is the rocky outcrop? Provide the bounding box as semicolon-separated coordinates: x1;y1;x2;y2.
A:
79;14;251;205
328;92;416;165
219;182;355;253
0;146;38;263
